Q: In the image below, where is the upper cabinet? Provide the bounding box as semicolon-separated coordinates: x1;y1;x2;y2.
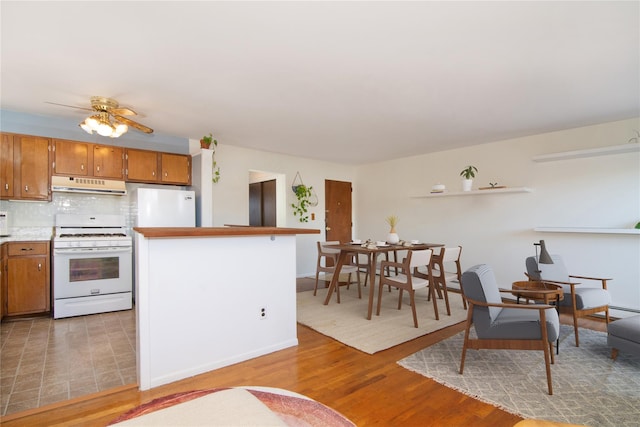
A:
125;149;191;185
0;133;14;199
125;148;159;182
3;133;190;198
160;153;191;185
53;139;124;179
3;133;51;201
52;139;90;176
93;145;124;179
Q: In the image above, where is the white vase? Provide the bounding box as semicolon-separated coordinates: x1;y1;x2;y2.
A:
387;232;399;244
461;179;473;191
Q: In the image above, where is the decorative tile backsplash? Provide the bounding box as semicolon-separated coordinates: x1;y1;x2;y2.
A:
0;183;176;234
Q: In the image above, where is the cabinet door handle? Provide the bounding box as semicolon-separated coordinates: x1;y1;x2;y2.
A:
96;165;100;172
4;183;8;190
164;171;168;177
81;163;85;171
152;171;155;177
24;185;29;192
21;247;34;251
38;263;42;271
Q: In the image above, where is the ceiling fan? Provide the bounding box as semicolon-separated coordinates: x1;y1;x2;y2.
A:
46;96;153;138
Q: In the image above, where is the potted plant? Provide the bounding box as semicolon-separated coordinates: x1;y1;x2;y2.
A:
292;184;313;222
200;133;213;149
385;215;400;244
459;165;478;191
200;133;221;183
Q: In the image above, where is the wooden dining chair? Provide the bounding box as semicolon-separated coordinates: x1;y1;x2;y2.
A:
376;249;439;327
429;246;466;313
313;241;362;302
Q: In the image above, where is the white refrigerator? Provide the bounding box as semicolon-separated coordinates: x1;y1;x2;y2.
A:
135;188;196;227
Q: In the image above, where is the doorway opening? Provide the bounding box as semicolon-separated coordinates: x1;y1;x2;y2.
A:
248;170;286;227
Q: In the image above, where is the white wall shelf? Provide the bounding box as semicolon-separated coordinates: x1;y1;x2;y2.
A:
411;187;533;199
532;143;639;162
534;227;640;235
413;187;533;198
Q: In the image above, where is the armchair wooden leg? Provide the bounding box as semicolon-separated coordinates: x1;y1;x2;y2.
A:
429;279;440;321
459;305;474;374
409;290;419;328
313;271;321;296
397;289;404;310
573;311;580;347
376;279;385;316
543;342;553;395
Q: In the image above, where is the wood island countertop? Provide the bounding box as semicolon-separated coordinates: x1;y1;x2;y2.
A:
133;226;320;238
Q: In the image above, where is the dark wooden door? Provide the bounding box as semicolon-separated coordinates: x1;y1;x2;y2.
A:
249;179;277;226
325;180;352;243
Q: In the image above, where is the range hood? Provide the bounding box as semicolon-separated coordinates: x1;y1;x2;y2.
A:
51;176;127;196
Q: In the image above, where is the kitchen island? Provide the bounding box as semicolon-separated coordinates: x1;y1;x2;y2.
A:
133;226;319;390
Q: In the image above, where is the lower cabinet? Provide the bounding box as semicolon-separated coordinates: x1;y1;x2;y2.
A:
2;241;50;317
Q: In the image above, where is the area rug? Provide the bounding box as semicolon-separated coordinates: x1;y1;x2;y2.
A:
297;284;468;354
110;387;355;426
398;326;640;427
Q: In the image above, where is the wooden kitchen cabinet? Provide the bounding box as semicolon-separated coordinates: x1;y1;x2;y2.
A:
4;241;50;317
0;243;5;319
125;148;158;182
126;149;191;185
160;153;191;185
52;139;90;176
0;133;14;199
93;145;124;179
12;134;51;201
53;139;124;180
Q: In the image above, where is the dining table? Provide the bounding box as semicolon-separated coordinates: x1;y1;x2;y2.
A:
322;242;445;320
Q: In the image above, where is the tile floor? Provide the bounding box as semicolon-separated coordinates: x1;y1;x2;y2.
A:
0;279;313;417
0;309;136;416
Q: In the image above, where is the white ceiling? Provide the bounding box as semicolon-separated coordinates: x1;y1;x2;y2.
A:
1;1;638;165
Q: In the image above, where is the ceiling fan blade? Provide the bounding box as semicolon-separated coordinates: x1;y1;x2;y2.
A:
110;107;137;116
113;114;154;134
45;101;93;112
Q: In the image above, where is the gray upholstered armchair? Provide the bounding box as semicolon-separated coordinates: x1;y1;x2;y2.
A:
526;254;611;347
459;264;560;395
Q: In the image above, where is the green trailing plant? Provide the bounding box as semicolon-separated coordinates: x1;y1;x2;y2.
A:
459;165;478;179
292;184;313;222
202;133;221;183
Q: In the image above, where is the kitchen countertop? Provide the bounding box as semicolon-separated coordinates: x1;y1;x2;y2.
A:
0;227;54;244
133;226;320;238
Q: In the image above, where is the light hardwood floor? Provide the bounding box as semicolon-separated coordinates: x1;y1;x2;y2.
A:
1;279;607;427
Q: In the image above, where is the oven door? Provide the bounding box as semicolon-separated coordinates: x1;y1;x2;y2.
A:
53;246;132;298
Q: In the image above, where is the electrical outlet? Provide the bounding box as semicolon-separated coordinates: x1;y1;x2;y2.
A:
259;307;267;320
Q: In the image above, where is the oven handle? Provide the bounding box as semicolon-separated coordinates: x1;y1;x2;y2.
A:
53;247;132;254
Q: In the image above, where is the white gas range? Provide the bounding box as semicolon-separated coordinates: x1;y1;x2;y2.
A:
52;214;133;319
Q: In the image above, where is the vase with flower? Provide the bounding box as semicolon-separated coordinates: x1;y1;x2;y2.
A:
386;215;400;244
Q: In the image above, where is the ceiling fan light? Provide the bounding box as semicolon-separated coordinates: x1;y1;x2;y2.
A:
97;122;114;137
79;122;93;134
113;123;128;136
85;115;100;130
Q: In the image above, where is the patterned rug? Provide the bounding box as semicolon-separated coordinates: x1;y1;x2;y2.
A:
398;326;640;427
110;387;355;426
297;285;468;354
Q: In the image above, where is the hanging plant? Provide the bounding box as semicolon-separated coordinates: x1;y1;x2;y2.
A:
201;133;221;183
292;184;313;222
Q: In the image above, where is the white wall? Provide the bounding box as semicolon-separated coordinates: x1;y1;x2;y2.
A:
190;142;355;277
354;117;640;315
